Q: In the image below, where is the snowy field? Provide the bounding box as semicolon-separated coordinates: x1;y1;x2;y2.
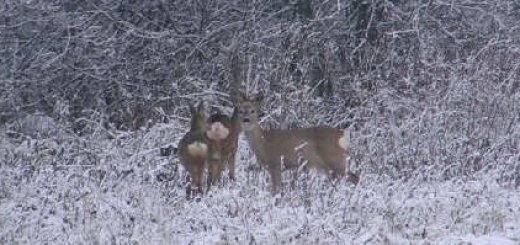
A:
2;0;520;244
1;110;519;244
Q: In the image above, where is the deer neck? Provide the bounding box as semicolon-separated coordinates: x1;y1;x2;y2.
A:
230;107;241;134
244;123;269;164
190;121;206;138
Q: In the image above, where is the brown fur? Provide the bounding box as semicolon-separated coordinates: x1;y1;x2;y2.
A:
237;93;359;194
206;106;241;186
178;102;209;198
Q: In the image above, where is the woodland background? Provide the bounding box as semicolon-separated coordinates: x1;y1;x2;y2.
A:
1;0;520;243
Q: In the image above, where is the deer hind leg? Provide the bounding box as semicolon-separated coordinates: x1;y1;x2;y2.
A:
346;171;360;185
206;160;214;192
227;149;237;181
207;159;224;191
185;168;203;199
296;150;326;191
330;154;360;185
327;163;344;181
185;173;193;199
323;157;360;185
191;164;204;196
324;160;345;184
184;162;197;199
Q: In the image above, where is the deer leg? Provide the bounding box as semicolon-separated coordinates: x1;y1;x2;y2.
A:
269;162;282;194
185;173;193;199
324;161;360;186
207;159;223;191
328;165;342;180
342;158;360;185
290;169;298;191
227;150;237;181
346;171;360;185
207;162;214;192
325;155;357;184
284;155;300;191
296;156;313;193
192;166;204;196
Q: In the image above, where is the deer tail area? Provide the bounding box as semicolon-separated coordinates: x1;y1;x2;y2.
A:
338;128;350;151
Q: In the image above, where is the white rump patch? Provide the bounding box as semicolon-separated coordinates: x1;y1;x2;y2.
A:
187;141;208;156
206;122;230;140
338;129;350;150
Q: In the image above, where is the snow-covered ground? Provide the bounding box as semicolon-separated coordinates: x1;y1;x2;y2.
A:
1;118;519;244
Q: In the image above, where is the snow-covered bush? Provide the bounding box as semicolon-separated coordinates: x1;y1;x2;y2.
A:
2;0;520;243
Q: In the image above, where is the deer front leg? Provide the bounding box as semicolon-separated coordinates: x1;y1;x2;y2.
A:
268;162;282;194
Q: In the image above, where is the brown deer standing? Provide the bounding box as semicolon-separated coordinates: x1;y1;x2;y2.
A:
177;102;209;198
236;93;359;194
206;103;241;186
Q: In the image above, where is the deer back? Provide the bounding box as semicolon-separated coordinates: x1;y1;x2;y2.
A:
260;127;347;173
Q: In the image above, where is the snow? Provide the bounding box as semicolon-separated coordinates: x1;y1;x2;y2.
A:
438;234;517;245
1;120;519;244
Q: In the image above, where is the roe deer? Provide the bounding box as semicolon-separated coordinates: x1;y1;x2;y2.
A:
237;93;359;194
177;102;209;198
206;104;241;186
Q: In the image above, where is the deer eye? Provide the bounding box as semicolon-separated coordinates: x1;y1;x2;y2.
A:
250;109;256;114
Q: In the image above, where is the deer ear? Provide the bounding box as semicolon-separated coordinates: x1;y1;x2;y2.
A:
254;93;264;104
211;106;223;115
196;101;205;112
233;91;247;104
188;102;196;114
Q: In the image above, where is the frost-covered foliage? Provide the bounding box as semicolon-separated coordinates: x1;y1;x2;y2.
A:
1;98;520;244
2;0;518;130
2;0;520;244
